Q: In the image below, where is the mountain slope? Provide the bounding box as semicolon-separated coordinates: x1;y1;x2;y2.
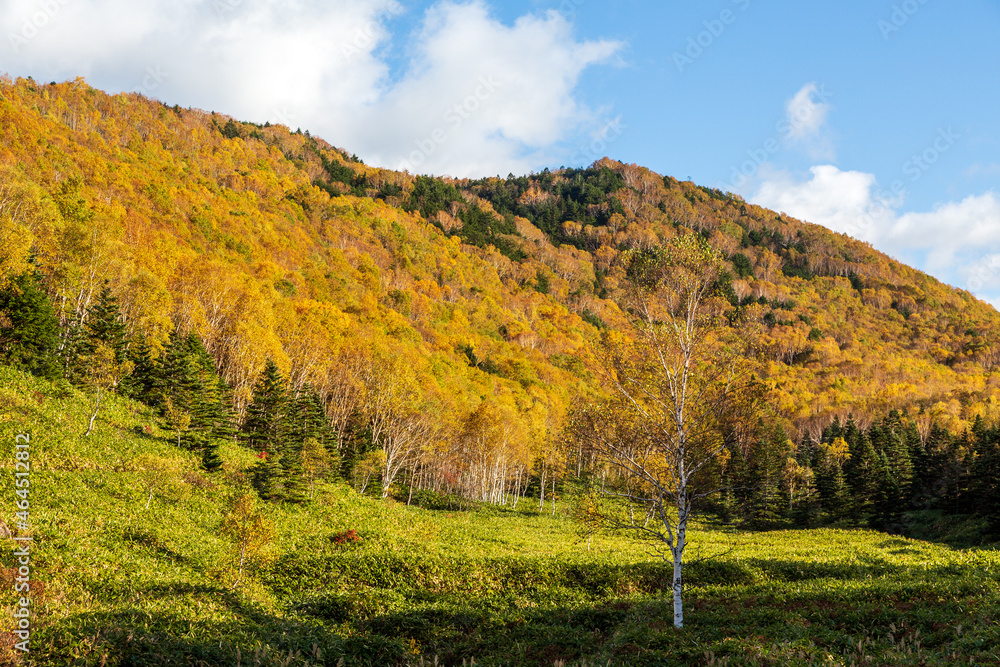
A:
3;74;1000;446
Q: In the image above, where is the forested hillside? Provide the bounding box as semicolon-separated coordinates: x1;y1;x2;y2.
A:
3;75;1000;531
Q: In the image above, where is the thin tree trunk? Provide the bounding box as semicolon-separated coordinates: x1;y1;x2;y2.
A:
84;391;102;436
551;476;556;516
539;466;545;511
673;503;688;628
146;487;153;509
231;540;248;590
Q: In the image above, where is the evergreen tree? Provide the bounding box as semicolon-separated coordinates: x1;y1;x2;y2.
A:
821;415;844;443
155;330;197;415
790;463;820;527
814;454;848;523
723;440;751;523
150;330;236;459
268;385;336;502
845;434;879;524
58;318;88;384
949;429;975;514
280;442;308;503
185;335;235;444
84;283;128;363
289;386;335;450
915;422;954;510
339;408;374;481
870;450;897;530
241;359;287;451
201;439;224;473
843;415;863;453
243;360;289;500
733;423;788;527
207;376;238;442
250;449;286;501
868;412;913;529
121;337;159;405
0;270;60;379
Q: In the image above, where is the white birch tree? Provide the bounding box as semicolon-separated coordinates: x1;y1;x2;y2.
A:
574;234;763;628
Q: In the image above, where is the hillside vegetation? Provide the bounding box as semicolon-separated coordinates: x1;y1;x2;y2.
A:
4;76;1000;443
3;365;1000;665
4;76;1000;664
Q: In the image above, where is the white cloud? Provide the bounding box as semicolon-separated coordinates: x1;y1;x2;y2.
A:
1;0;623;177
781;82;834;161
784;82;831;140
721;82;835;192
890;193;1000;270
751;164;1000;297
751;165;894;241
352;1;622;176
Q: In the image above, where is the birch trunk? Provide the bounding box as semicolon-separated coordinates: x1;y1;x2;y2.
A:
84;390;102;436
551;476;556;516
673;503;688;628
538;466;545;511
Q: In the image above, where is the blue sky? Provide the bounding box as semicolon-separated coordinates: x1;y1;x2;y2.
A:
2;0;999;303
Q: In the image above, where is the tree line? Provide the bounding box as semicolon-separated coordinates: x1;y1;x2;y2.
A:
3;260;999;538
718;410;1000;537
0;264;568;507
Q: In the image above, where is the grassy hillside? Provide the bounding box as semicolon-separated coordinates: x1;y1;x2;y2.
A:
5;75;1000;665
4;364;1000;666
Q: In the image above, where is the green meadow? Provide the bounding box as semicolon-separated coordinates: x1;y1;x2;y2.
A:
2;365;1000;666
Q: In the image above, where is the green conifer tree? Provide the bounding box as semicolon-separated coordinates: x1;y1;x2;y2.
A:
845;434;880;524
0;270;61;379
84;282;128;363
121;337;159;405
243;360;289;500
155;330;197;415
202;439;224;473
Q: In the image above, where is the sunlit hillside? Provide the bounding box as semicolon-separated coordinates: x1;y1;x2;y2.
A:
4;75;1000;450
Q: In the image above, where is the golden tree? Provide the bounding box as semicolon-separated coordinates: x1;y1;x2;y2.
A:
300;437;335;499
83;342;134;436
218;492;275;589
574;234;764;628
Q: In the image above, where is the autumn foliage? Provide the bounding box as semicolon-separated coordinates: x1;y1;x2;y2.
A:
4;75;1000;523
